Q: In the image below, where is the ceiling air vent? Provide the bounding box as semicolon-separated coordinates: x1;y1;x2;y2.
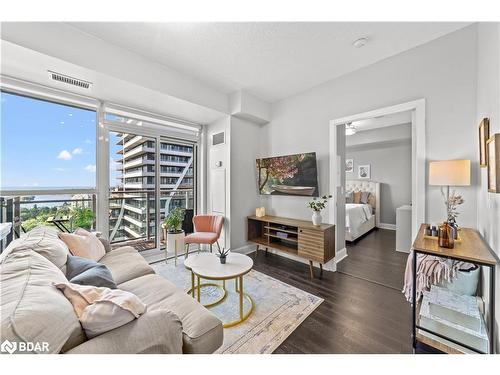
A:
48;71;92;90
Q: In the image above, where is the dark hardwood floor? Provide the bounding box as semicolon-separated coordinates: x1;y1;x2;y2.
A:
252;228;415;354
340;228;408;290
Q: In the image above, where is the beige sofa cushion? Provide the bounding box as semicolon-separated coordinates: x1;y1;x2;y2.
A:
119;274;223;354
54;282;147;338
99;246;154;284
1;226;70;273
65;310;183;354
0;249;85;353
59;229;105;261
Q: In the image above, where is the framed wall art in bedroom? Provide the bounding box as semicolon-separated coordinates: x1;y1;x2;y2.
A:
358;164;371;179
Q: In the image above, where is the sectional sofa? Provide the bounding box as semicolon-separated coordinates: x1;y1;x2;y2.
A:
0;226;223;354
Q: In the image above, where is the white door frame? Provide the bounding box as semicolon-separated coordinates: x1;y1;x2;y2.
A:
329;99;426;261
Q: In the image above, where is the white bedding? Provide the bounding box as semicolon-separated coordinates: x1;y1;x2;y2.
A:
345;203;373;232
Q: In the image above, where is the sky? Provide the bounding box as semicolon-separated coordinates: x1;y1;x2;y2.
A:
1;91;96;189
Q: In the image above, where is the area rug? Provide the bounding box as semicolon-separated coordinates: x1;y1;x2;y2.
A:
152;256;323;354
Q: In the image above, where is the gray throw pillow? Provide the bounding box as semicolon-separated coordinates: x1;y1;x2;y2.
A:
360;191;371;204
345;191;353;203
66;255;117;289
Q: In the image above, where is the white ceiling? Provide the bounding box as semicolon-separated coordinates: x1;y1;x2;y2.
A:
69;22;470;102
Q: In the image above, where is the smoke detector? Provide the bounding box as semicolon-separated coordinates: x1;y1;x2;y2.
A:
48;71;92;90
352;37;368;48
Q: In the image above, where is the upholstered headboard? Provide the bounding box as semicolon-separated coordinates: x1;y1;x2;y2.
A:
346;180;380;226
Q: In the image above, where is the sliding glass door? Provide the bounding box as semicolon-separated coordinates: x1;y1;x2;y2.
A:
108;131;158;250
106;120;198;254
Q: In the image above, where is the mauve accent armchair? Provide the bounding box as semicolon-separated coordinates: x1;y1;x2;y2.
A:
184;215;224;257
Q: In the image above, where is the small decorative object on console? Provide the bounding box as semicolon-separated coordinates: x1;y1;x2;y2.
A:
255;207;266;217
308;194;332;226
438;221;454;249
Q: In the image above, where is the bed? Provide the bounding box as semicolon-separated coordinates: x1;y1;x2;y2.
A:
345;180;380;242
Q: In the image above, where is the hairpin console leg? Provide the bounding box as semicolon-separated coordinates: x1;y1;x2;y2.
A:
309;260;314;279
412;250;417;353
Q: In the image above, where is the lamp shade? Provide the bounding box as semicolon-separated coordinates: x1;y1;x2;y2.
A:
429;160;471;186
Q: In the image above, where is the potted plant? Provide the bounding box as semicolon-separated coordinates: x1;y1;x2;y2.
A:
216;247;230;264
308;194;332;226
163;207;185;234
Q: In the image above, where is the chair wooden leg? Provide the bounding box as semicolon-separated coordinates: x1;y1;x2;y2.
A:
216;241;221;252
309;260;314;279
185;243;189;258
210;244;212;253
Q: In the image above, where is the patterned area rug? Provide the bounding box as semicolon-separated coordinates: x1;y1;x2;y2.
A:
152;255;323;354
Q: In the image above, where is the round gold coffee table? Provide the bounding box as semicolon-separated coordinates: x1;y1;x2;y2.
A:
184;253;254;328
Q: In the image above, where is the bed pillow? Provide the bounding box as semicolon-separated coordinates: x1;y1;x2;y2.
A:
66;255;117;289
360;191;371;204
53;282;147;338
353;191;361;204
59;228;105;262
345;191;353;203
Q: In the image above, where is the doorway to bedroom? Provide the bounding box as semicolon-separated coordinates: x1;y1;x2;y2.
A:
341;111;413;288
329;99;426;287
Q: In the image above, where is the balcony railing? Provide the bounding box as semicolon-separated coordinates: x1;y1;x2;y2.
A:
1;189;194;252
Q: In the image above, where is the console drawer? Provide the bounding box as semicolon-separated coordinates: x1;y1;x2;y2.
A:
298;228;324;262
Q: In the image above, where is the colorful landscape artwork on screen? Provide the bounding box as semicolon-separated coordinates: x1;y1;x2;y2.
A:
256;152;319;196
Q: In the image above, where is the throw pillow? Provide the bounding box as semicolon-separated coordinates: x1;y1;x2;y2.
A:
353;191;361;204
2;226;70;272
360;191;371;204
59;228;105;262
66;255;117;289
54;282;147;338
345;191;353;203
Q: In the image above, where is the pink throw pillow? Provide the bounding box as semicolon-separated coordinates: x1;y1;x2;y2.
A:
59;228;105;262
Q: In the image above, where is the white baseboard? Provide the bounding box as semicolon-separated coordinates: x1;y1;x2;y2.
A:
334;247;348;264
231;243;257;255
378;223;396;230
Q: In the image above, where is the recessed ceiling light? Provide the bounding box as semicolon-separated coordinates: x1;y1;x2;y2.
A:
353;37;368;48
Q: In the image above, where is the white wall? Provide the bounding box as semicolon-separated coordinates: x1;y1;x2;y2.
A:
475;22;500;352
206;116;231;249
263;25;478;229
230;117;266;250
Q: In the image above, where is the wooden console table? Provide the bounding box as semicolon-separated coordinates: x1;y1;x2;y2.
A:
247;215;335;278
411;224;498;354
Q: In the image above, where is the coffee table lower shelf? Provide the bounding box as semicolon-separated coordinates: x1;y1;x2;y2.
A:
188;271;254;328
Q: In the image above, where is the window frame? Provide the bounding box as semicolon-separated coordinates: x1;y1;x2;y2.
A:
1;76;203;250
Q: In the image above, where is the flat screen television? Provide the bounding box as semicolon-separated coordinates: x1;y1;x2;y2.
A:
256;152;319;196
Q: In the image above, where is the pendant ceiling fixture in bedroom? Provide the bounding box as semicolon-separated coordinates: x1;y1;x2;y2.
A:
345;123;357;136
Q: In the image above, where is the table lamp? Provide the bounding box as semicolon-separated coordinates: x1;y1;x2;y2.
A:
429;160;471;248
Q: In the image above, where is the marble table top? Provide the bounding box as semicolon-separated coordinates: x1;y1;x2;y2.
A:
184;252;253;280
